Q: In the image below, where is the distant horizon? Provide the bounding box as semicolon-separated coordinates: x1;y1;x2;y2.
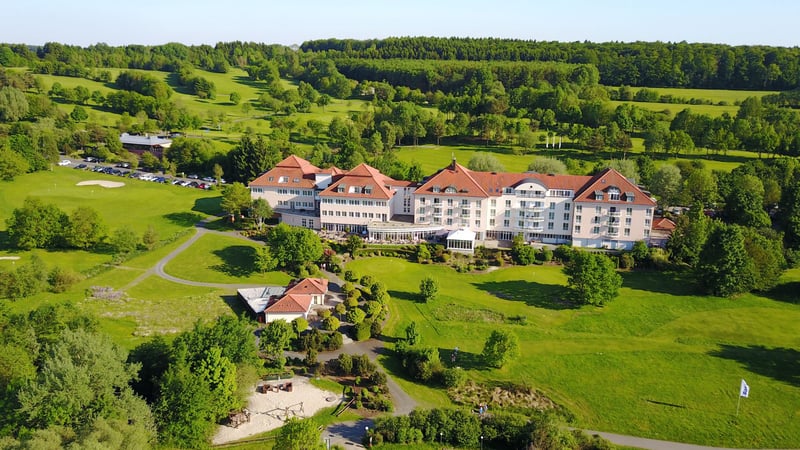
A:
7;35;800;49
4;0;800;49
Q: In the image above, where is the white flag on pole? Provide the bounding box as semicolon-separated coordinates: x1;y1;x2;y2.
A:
740;379;750;398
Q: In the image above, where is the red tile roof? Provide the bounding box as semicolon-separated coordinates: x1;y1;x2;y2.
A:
320;163;399;200
417;160;593;198
416;161;489;197
264;294;312;314
284;277;328;296
264;278;329;315
249;155;323;189
572;168;657;206
653;217;676;231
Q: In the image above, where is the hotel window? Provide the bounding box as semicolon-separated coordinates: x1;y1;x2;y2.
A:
548;212;555;220
475;220;481;227
562;223;569;231
626;207;633;216
575;225;581;233
518;220;525;227
646;208;653;217
504;210;511;218
563;213;570;221
625;217;632;226
489;218;496;226
592;226;600;234
491;199;497;207
645;219;651;227
505;200;512;207
576;215;582;222
595;206;602;214
446;218;453;225
446;209;453;216
547;222;554;230
490;209;496;216
609;187;620;201
549;202;556;209
644;229;650;237
447;198;453;206
564;202;571;210
576;205;582;213
503;219;510;227
624;228;631;236
418;207;425;214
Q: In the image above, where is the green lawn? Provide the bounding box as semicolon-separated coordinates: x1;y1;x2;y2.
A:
347;257;800;448
609;100;739;118
162;232;292;286
0;167;220;238
641;87;777;104
394;140;759;176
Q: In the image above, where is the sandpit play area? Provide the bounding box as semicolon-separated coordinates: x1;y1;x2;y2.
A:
212;377;340;445
76;180;126;188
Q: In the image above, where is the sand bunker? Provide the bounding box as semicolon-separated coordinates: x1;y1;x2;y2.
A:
212;376;340;445
0;256;21;261
76;180;125;188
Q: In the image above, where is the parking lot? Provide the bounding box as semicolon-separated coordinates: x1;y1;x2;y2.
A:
64;158;223;190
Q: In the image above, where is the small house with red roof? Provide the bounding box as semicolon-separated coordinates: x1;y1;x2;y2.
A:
237;278;329;323
649;217;677;248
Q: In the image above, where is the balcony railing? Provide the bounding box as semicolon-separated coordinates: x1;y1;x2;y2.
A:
608;211;621;217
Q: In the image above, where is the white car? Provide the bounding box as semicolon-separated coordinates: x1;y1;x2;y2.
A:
58;159;71;166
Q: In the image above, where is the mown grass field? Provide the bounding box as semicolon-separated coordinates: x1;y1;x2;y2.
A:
393;139;759;176
0;166;220;238
347;257;800;448
162;232;292;286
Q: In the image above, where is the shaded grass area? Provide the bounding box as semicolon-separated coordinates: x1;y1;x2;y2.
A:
163;233;291;285
347;257;800;447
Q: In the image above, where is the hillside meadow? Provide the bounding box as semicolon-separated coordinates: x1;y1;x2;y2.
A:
347;257;800;448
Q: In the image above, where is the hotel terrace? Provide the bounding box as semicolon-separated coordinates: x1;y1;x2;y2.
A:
249;156;657;253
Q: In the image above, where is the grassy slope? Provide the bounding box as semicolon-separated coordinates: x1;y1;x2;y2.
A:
162;232;292;285
347;257;800;448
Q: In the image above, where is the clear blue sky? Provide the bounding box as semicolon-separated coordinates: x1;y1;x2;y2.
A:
4;0;799;47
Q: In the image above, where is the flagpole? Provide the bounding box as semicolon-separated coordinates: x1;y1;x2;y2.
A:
736;394;741;417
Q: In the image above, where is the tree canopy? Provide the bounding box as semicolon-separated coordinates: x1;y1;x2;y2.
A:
563;250;622;306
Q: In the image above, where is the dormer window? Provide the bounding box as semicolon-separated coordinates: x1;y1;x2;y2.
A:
268;176;274;182
594;190;603;201
445;186;457;194
432;185;441;193
278;176;288;183
293;178;300;183
336;184;346;193
364;185;373;194
625;192;635;202
608;187;620;201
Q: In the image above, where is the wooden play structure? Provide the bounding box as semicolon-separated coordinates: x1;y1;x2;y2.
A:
259;402;305;421
227;408;251;428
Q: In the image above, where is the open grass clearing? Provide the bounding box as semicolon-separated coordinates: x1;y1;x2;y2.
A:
162;232;292;286
0;167;220;238
347;257;800;447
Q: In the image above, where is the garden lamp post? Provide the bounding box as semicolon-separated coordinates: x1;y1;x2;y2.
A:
480;435;484;450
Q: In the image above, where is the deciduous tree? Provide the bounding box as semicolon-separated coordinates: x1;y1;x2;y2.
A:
563;251;622;306
481;330;520;368
419;276;439;303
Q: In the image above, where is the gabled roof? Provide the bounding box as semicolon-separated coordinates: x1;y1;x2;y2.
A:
652;217;676;231
320;163;398;200
416;161;489;198
573;168;657;206
264;294;312;314
283;277;328;296
249;155;323;189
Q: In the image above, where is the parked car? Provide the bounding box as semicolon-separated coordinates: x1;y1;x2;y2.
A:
187;174;199;179
74;163;87;169
58;159;71;166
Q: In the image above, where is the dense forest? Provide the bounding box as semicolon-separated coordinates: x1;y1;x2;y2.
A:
301;37;800;90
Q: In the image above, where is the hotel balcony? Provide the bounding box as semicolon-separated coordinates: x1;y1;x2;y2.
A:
608;210;621;217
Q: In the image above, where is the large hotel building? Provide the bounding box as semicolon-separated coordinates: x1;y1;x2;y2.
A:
249;155;657;253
